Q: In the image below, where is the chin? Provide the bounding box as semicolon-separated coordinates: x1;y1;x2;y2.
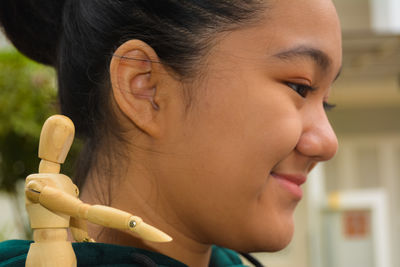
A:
259;233;294;252
226;221;295;253
248;231;294;253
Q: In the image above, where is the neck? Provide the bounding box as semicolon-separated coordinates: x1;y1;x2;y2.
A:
80;162;212;267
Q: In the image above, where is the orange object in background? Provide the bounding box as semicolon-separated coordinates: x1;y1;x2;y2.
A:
343;210;371;238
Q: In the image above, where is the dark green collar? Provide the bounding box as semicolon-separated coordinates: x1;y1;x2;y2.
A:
0;240;246;266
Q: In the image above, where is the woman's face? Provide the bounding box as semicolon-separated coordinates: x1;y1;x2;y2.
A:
152;0;342;252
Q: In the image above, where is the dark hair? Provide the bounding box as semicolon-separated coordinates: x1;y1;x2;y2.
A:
0;0;265;189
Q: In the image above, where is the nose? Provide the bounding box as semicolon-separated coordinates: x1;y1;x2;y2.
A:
296;109;338;162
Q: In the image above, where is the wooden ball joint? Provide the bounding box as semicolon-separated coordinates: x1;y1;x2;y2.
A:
24;115;172;267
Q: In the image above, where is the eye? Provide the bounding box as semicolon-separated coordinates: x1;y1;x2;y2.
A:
323;101;336;111
286;82;336;111
285;82;316;98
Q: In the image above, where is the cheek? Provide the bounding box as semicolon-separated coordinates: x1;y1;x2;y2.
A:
180;82;301;203
189;79;302;187
159;72;303;248
182;72;300;181
180;112;301;249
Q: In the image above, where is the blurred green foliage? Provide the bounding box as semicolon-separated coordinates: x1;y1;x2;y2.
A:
0;48;81;239
0;49;56;193
0;48;80;193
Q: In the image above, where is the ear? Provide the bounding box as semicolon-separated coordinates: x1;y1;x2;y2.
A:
110;40;162;137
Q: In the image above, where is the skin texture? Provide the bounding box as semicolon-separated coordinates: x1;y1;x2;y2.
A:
80;0;342;266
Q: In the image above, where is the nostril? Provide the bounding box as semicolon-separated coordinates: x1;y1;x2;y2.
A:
296;132;321;158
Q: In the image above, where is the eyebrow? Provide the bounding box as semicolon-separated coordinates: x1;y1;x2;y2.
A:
273;46;332;72
333;67;342;82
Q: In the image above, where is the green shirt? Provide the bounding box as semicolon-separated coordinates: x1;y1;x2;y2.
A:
0;240;247;266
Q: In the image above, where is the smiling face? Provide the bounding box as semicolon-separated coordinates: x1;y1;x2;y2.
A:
127;0;342;253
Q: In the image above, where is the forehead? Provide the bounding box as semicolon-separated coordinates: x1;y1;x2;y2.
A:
264;0;342;66
209;0;342;73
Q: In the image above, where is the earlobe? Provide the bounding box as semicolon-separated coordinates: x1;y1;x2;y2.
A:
110;40;161;137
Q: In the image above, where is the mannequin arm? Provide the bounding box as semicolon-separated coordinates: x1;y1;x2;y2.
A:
26;180;172;243
70;217;95;242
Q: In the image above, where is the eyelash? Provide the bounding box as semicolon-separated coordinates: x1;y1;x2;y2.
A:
285;82;336;111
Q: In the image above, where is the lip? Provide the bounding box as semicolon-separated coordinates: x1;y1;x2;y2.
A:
270;172;307;200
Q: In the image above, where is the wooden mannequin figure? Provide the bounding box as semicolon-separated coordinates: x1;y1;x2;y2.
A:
25;115;78;267
24;115;171;267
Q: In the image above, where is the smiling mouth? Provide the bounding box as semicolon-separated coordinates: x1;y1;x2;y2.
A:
270;172;306;200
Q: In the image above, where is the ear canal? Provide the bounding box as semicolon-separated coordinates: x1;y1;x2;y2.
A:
129;74;159;110
131;73;160;110
130;73;153;99
150;88;160;111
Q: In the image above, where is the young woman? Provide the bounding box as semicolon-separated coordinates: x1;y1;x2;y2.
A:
0;0;342;266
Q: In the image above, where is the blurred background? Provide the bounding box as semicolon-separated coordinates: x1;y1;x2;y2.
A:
0;0;399;266
0;20;79;240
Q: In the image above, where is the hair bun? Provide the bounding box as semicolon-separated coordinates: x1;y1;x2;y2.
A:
0;0;66;66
